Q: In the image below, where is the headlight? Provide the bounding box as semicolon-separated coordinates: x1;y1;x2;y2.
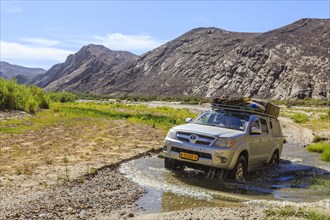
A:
167;129;177;139
213;138;236;148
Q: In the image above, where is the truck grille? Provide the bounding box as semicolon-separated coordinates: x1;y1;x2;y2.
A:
177;131;215;146
171;147;212;159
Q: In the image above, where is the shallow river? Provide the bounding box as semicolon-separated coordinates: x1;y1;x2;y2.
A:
119;155;329;213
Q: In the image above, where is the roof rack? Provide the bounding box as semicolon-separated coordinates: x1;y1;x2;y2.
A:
211;103;277;118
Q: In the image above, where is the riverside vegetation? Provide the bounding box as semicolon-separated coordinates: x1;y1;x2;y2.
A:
0;78;50;113
0;79;196;177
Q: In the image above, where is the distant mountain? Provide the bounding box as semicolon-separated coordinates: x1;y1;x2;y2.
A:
33;18;330;99
31;44;138;92
0;61;46;84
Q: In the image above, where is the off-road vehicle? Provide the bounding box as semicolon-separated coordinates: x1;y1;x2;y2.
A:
163;99;283;182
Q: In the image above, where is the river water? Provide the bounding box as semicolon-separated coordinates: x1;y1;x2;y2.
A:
119;155;329;213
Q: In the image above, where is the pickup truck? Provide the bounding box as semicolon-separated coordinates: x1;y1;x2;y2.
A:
163;102;283;182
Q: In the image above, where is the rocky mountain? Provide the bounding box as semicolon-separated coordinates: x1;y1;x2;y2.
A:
31;44;138;92
36;18;329;99
0;61;46;84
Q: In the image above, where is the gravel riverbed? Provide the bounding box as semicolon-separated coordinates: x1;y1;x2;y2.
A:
0;168;144;220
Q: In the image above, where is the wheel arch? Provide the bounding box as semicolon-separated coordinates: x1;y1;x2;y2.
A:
228;149;249;170
267;148;280;163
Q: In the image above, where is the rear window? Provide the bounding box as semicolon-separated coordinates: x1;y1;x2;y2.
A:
260;118;268;134
271;118;281;136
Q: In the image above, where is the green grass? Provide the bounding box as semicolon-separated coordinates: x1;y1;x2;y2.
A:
265;206;330;220
307;142;330;162
321;147;330;162
291;113;309;123
0;102;197;134
307;142;329;153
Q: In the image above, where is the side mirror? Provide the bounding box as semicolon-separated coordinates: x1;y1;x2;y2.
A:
250;127;262;135
185;118;192;123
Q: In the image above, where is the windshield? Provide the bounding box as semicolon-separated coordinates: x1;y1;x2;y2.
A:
192;111;249;131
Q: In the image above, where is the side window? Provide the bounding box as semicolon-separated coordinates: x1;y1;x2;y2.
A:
260;118;268;134
251;119;260;129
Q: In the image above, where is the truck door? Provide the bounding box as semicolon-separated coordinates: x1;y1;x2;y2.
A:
259;118;271;161
248;118;264;166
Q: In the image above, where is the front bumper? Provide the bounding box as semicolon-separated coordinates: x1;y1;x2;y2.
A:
163;136;236;170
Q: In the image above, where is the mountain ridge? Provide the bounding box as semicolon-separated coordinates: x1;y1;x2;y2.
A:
0;61;47;84
31;44;138;91
33;18;329;99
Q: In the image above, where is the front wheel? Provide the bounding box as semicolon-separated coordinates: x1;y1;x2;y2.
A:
233;156;247;182
164;157;173;169
164;157;182;170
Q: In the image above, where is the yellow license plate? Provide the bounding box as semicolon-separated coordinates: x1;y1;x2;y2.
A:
179;152;199;161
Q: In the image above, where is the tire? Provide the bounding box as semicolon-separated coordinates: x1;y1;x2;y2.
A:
270;151;280;164
164;157;173;169
232;155;247;182
164;157;182;170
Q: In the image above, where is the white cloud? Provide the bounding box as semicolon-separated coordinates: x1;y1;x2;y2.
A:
5;6;22;13
0;41;74;62
21;37;61;47
93;33;165;53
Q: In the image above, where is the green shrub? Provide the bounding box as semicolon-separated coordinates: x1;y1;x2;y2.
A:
307;142;330;162
25;98;39;114
291;113;308;123
0;78;49;113
321;147;330;162
48;92;78;103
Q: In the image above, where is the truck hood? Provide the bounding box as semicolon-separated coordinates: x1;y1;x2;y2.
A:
173;123;244;138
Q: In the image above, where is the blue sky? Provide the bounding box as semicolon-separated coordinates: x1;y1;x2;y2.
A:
0;0;329;69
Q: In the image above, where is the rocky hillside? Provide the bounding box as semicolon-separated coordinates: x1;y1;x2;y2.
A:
97;18;329;99
0;61;46;84
36;18;329;99
31;44;138;92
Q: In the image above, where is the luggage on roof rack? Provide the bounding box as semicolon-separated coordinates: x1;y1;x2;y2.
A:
212;97;280;118
251;99;280;118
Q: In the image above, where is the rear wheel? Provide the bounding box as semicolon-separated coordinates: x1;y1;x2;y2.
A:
270;151;280;164
233;156;247;182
